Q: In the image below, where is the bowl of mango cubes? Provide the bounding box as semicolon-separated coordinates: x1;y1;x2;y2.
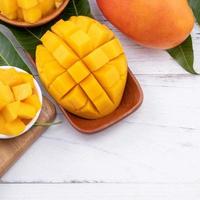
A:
0;0;69;27
0;66;42;139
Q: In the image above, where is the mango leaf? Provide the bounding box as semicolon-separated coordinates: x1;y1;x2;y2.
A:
1;0;92;58
167;35;197;74
0;25;31;73
189;0;200;25
167;0;200;75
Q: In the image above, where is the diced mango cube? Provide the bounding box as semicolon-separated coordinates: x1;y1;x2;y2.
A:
68;61;90;83
94;93;114;115
94;64;120;89
41;31;62;51
12;83;32;101
101;39;123;60
83;48;109;71
0;81;14;104
22;5;42;24
18;102;37;119
51;20;78;41
17;0;38;9
49;72;76;100
1;0;17;14
2;101;20;122
24;94;41;111
42;60;65;86
0;68;22;86
80;75;104;101
53;44;78;68
39;0;55;16
19;72;35;88
88;22;114;48
36;45;55;72
69;16;93;32
4;118;26;136
67;30;93;57
60;86;87;111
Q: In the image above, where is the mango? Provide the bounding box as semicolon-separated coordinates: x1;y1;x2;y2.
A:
4;118;26;136
0;81;14;109
22;5;42;24
97;0;195;49
18;102;37;119
0;68;22;86
24;94;41;111
0;0;64;23
36;16;128;119
2;101;20;122
12;83;32;101
17;0;38;9
0;68;41;136
0;115;6;134
1;0;17;14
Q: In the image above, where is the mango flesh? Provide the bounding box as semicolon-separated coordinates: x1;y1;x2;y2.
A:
97;0;195;49
0;68;42;136
0;0;64;23
36;16;128;119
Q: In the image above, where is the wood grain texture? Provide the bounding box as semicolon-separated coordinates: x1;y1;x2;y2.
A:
0;183;199;200
0;97;56;177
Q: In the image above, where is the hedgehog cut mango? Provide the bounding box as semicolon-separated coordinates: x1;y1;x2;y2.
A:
36;16;128;119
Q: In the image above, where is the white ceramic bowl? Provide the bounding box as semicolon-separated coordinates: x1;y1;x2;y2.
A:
0;66;43;139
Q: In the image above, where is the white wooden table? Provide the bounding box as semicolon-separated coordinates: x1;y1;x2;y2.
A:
1;1;200;199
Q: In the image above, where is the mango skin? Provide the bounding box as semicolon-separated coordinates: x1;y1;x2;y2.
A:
97;0;195;49
36;16;128;119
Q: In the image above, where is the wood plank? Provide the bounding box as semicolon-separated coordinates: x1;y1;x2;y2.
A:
0;183;199;200
0;97;56;177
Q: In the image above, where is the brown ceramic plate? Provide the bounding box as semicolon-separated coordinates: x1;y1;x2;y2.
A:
59;69;143;134
0;0;69;28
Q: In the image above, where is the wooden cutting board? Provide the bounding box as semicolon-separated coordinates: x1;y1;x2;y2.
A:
0;97;56;177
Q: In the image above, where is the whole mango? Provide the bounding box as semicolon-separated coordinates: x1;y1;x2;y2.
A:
97;0;195;49
36;16;128;119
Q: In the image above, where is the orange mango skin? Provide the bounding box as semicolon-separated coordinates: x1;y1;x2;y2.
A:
97;0;195;49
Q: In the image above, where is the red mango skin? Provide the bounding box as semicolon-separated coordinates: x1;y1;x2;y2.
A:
97;0;195;49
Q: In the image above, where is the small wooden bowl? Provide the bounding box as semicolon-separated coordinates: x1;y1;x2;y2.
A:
0;0;70;28
60;69;143;134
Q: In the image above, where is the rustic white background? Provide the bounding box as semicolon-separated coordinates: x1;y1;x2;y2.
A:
1;1;200;199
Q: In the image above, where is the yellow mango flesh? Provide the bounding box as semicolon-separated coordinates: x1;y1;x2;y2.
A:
12;83;32;101
0;0;64;23
36;16;128;119
4;119;26;136
0;68;41;136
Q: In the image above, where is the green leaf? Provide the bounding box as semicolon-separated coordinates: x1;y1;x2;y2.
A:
1;0;92;58
0;25;31;73
167;36;197;74
189;0;200;25
167;1;200;75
